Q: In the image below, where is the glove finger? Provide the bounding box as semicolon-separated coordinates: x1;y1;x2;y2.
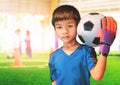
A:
106;17;117;36
101;17;107;30
100;18;104;42
112;18;117;36
106;17;112;31
108;17;115;34
100;17;107;42
99;27;103;42
110;17;117;36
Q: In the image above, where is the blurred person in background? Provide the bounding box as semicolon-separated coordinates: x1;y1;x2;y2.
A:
25;30;32;58
11;29;22;66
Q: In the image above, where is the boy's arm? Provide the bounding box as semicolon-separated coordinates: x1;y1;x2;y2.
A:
90;16;117;80
90;54;107;80
49;55;57;85
52;81;56;85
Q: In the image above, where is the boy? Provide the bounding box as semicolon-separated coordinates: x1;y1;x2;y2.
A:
48;5;117;85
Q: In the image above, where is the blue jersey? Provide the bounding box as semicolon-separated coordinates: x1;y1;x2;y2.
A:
48;45;97;85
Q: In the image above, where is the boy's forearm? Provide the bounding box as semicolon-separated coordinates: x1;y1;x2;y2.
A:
90;54;107;80
52;80;56;85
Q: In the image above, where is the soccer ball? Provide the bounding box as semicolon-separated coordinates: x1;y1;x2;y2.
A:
77;13;104;47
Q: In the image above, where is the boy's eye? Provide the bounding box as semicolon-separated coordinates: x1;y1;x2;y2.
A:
68;24;73;28
56;26;62;29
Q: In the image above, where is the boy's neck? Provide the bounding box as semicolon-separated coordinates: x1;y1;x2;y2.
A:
62;42;80;55
63;41;79;49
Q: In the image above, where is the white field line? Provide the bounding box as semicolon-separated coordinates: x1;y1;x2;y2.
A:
0;64;48;68
0;60;48;62
0;60;48;68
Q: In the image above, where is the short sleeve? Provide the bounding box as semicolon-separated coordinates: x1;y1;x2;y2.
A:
87;47;97;71
48;54;57;81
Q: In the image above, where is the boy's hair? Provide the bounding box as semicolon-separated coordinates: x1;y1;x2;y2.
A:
51;5;81;27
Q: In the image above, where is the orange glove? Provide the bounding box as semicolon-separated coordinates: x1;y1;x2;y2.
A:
99;16;117;57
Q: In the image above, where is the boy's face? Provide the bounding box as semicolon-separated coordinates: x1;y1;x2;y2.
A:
54;19;77;43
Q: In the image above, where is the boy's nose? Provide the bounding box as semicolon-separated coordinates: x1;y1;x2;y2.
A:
63;28;69;34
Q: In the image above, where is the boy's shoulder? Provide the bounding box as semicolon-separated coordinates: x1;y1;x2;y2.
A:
80;44;94;49
50;48;61;56
79;44;95;54
80;44;96;58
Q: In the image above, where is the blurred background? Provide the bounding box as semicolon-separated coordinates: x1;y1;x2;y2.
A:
0;0;120;53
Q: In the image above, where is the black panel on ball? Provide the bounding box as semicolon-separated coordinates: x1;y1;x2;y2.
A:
78;35;85;43
92;37;100;45
84;21;94;31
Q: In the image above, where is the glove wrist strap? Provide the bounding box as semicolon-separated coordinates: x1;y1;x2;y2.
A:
100;42;111;46
99;44;110;57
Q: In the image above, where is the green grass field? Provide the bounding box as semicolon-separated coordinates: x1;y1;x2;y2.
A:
0;51;120;85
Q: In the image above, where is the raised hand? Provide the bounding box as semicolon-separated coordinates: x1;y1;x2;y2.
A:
99;16;117;57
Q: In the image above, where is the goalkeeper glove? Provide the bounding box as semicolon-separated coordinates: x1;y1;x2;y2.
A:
99;16;117;57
